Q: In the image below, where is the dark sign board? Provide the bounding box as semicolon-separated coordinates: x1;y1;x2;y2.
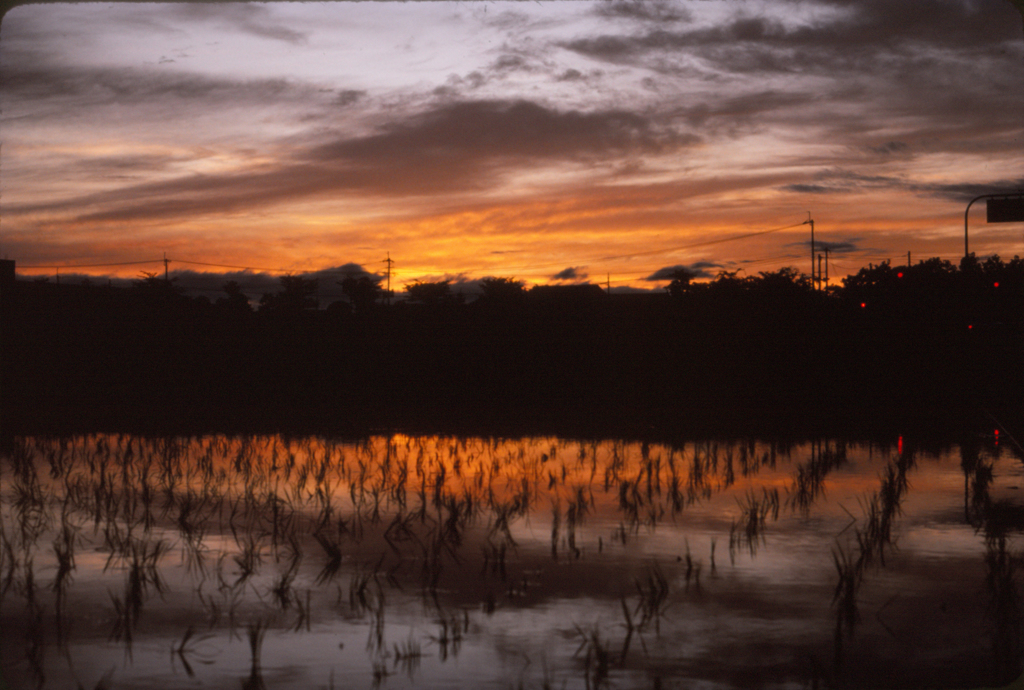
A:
987;196;1024;223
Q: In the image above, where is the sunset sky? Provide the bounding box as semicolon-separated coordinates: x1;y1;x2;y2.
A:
1;0;1023;296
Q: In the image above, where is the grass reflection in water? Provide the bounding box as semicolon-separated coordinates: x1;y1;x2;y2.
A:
0;432;1021;689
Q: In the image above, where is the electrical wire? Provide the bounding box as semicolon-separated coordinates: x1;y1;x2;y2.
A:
385;220;809;278
17;259;164;269
594;222;805;262
9;218;826;284
170;259;301;274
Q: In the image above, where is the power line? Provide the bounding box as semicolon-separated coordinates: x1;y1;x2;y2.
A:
20;257;338;275
595;222;805;263
18;259;164;269
9;218;834;283
171;259;299;274
384;220;810;278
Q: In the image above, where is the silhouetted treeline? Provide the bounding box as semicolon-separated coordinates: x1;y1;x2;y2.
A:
2;256;1021;437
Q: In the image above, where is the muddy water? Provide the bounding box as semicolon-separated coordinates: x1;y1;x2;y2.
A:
1;433;1021;689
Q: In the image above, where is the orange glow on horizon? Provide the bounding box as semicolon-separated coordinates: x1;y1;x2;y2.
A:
3;2;1021;290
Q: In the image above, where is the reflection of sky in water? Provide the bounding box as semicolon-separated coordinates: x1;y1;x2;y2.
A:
1;434;1021;689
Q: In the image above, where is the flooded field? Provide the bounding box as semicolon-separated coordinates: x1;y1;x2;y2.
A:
1;432;1021;689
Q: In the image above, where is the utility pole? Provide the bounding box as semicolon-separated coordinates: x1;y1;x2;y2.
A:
817;254;823;290
164;252;170;282
803;213;815;289
606;273;611;295
824;247;830;288
382;252;394;305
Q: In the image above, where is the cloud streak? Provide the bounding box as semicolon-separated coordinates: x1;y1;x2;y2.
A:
2;1;1022;286
6;98;696;224
780;170;1024;203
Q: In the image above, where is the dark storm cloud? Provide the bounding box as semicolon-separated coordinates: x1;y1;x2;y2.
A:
170;269;279;300
553;266;588;281
646;262;717;281
9;98;693;224
690;260;721;271
328;263;382;282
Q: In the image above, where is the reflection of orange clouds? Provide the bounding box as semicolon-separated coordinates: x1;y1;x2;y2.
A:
50;435;861;507
16;433;989;558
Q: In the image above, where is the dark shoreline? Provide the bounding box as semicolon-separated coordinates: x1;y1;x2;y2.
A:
3;266;1022;447
3;396;1018;450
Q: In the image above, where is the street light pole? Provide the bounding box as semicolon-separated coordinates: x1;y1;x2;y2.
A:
803;214;815;289
964;195;985;259
965;192;1024;259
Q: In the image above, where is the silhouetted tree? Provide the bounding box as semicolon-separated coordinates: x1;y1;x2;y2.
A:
404;279;461;307
259;275;318;314
704;270;746;300
479;277;526;304
339;275;381;314
664;268;698;298
909;257;957;283
132;270;184;306
750;267;811;293
217;280;252;313
134;270;177;292
840;261;903;309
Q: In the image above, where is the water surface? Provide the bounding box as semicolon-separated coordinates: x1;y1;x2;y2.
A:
1;432;1021;689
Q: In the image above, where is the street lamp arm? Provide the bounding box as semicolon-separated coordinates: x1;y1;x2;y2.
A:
964;192;1020;259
